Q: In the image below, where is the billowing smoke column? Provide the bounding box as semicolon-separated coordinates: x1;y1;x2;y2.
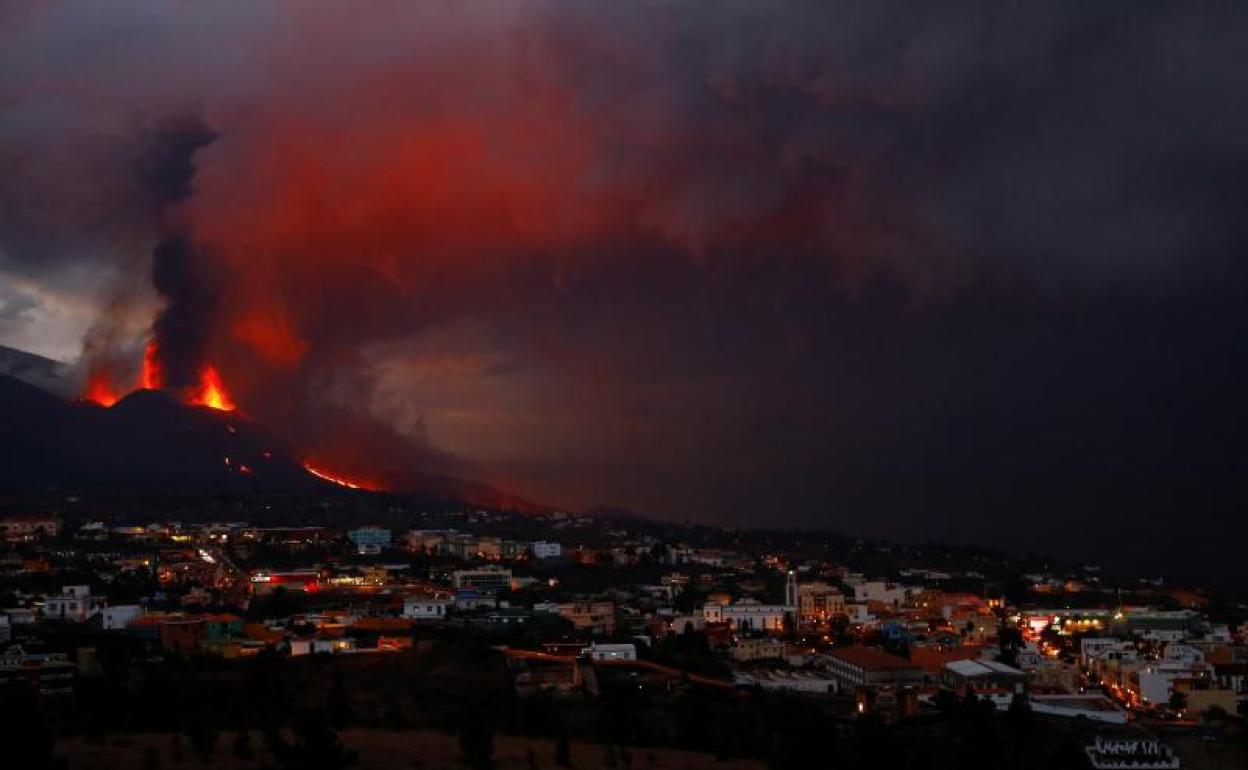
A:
139;118;218;390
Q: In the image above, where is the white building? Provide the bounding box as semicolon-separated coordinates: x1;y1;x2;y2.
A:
347;526;391;555
1139;629;1187;643
796;582;846;621
845;603;877;626
402;595;452;620
1080;638;1123;667
452;566;513;592
0;516;61;540
406;529;459;552
42;586;103;622
1136;659;1212;708
730;637;786;662
1161;643;1203;665
733;670;838;695
532;541;563;559
703;601;787;632
582;642;636;661
289;637;356;656
852;581;911;608
98;605;143;630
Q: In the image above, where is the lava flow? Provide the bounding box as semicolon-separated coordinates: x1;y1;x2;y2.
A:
189;365;235;411
303;462;377;491
141;340;163;390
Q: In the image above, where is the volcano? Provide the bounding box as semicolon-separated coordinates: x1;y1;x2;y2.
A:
0;372;539;510
2;373;315;493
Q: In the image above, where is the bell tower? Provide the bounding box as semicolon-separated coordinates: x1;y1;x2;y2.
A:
784;569;798;609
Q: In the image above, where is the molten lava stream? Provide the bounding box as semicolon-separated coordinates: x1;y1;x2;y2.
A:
141;340;163;390
303;462;375;491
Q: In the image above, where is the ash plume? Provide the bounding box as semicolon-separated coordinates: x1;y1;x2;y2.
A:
141;117;218;388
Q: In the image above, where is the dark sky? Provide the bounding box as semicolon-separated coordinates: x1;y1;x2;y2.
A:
2;2;1247;583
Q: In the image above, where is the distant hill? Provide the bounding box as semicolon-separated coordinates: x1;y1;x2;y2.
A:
0;344;73;396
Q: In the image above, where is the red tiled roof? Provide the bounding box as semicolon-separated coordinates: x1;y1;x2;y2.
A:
354;617;414;632
828;645;918;671
201;613;242;623
242;623;285;643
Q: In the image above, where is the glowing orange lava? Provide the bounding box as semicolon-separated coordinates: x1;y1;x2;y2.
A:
190;365;235;411
82;371;120;407
303;462;377;491
141;340;163;390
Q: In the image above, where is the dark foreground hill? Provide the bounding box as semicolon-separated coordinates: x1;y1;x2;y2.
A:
0;373;540;511
0;374;317;494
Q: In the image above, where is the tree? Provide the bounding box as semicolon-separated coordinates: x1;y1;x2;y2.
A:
380;692;408;729
767;703;835;770
673;586;699;614
280;712;357;770
327;672;352;730
1005;691;1032;734
555;734;573;767
1169;689;1187;714
249;586;306;621
1048;737;1087;770
997;624;1023;668
931;689;961;711
185;714;220;759
0;685;56;769
459;706;495;770
1002;574;1030;608
246;647;291;727
233;729;254;759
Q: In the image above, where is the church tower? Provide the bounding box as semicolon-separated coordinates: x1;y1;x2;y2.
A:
784;569;798;609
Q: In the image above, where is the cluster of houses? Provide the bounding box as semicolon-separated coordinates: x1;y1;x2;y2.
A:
1;508;1245;768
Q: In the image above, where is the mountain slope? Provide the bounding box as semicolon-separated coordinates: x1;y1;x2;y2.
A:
0;373;543;510
0;375;316;493
0;344;73;396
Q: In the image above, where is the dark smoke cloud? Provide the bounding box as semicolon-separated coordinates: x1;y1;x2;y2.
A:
143;118;218;387
2;2;1248;582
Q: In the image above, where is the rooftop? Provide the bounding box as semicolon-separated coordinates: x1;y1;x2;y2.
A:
945;659;1025;677
828;645;918;671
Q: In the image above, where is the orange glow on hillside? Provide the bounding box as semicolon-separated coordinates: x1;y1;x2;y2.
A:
303;462;379;491
190;365;236;411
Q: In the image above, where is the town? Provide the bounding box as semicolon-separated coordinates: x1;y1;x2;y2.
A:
1;502;1244;769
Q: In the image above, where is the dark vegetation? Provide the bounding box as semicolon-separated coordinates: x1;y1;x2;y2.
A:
0;626;1140;770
